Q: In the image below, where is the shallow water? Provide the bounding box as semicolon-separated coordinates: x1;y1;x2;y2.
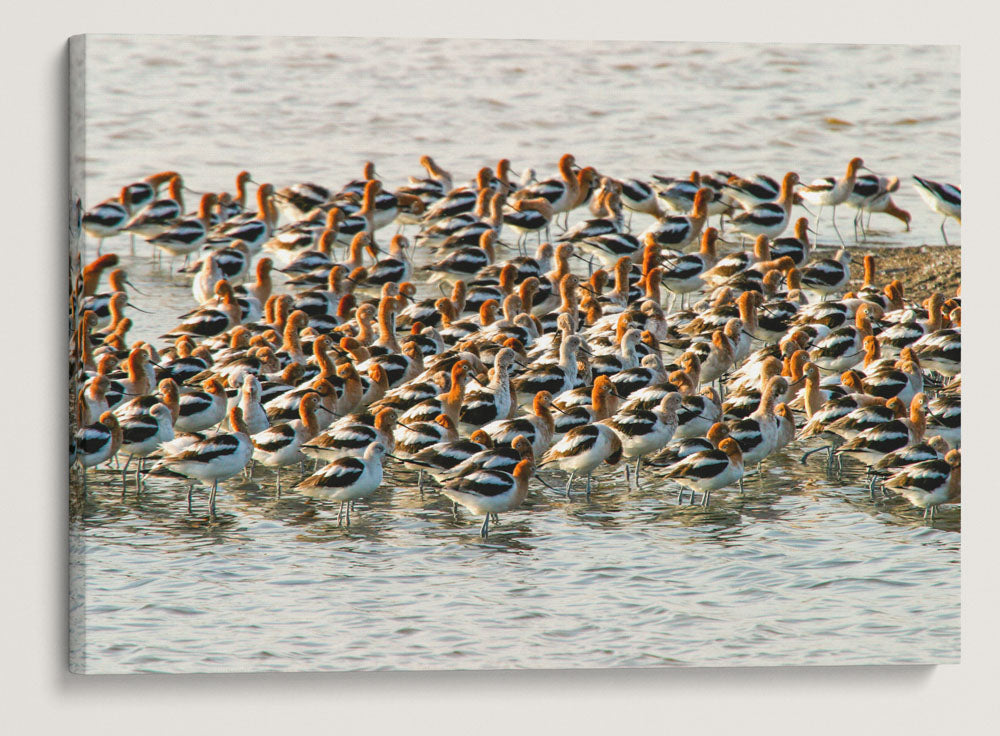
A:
71;36;960;673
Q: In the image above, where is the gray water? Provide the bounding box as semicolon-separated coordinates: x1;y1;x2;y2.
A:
71;36;960;673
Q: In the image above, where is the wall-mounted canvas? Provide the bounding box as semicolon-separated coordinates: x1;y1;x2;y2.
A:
69;35;960;674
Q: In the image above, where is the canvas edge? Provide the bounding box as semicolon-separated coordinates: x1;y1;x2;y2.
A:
68;32;87;675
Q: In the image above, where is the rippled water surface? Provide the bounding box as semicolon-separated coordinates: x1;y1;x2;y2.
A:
71;36;960;673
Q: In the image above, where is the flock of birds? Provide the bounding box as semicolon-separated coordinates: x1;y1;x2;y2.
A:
71;154;962;539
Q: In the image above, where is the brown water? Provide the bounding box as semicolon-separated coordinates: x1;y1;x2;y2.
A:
71;35;960;673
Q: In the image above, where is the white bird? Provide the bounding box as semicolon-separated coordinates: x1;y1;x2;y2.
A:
296;442;389;526
149;406;253;516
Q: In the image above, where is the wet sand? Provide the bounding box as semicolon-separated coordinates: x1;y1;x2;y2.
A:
843;245;961;301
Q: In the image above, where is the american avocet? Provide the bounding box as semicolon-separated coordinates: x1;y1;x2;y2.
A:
494;158;519;197
649;421;730;470
912;328;961;378
773;403;795;453
912;176;961;245
701;234;772;287
883;449;961;520
399;359;472;425
797;371;880;444
349;180;386;235
402;430;494;487
174;378;227;433
148;193;218;262
360;339;424;390
276;226;340;275
373;365;450;414
871;435;951;475
222;170;252;214
769;217;813;267
301;407;398;462
191;251;225;305
691;328;735;390
481;390;556;459
399;280;466;329
605;392;682;488
340;161;380;198
553;375;621;435
251;392;323;492
394;414;459;457
590;327;643;378
617;176;662;223
89;291;133;342
120;170;179;214
296;442;389;526
860;352;923;406
656;174;732;224
421;167;495;223
650;170;699;210
459;348;518;427
422;230;496;282
365;235;413;287
274;180;331;221
266;204;340;253
410;154;453;193
112;347;153;398
799;157;867;244
664;436;744;507
541;421;623;498
720;172;781;210
730;172;799;241
77;375;111;425
846;174;898;240
118;402;175;491
81;253;120;297
437;297;497;344
515;153;581;229
861;194;911;235
613;353;677;408
149;406;253;515
821;397;907;446
575;232;642;272
440;434;534;484
162;281;242;339
727;376;788;481
474;241;554;288
925;393;961;448
82;187;131;253
122;174;185;238
671;386;723;440
115;378;180;426
236;374;270;436
837;393;929;483
722;356;783;420
503;197;555;248
809;303;874;373
82;268;145;327
513;334;584;398
75;411;123;492
204;240;252;282
801;249;852;301
640;188;712;250
464;263;519;315
436;192;504;251
415;189;493;246
440;457;535;539
559;190;622;243
231;258;273;309
659;227;722;311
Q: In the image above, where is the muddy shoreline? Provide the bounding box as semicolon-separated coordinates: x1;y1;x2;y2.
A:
830;245;961;301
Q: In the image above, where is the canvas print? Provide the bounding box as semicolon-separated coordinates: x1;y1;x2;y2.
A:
68;36;960;673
